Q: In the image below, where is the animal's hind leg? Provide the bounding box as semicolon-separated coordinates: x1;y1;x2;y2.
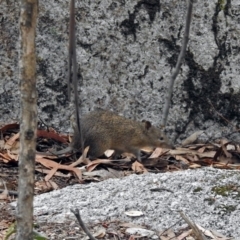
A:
87;140;106;159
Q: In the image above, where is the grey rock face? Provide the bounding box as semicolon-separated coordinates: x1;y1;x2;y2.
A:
1;0;240;142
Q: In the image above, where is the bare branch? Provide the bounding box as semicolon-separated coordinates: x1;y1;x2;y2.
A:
162;0;193;126
71;208;97;240
179;211;207;240
68;0;84;153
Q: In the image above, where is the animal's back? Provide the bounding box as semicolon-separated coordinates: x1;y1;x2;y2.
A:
80;110;171;159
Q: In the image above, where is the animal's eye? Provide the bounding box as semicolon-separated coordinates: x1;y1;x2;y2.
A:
159;137;164;141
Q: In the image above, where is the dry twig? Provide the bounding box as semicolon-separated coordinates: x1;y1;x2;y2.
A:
179;211;207;240
162;0;193;126
71;208;97;240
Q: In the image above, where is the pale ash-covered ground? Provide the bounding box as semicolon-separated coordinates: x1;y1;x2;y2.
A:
26;168;240;239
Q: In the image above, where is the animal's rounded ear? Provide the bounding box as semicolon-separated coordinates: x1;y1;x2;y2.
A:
142;120;152;130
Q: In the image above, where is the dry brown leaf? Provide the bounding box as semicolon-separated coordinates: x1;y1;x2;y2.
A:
195;225;215;239
9;140;20;154
197;146;206;153
0;122;19;132
35;168;71;177
188;143;206;150
207;229;231;239
169;148;193;155
149;147;164;158
35;152;59;159
181;130;204;146
189;163;201;169
196;224;231;239
35;155;82;181
177;229;192;240
35;180;54;192
131;161;148;173
175;155;190;164
37;129;68;143
4;133;20;149
104;149;114;157
159;228;177;240
0;152;12;162
0;149;18;162
44;167;58;181
121;152;136;158
205;144;216;150
86;162;102;172
141;146;154;152
193;154;199;161
70;146;90;167
212;163;233;169
185;155;195;162
6;150;18;161
0;189;9;200
179;211;206;240
48;180;59;190
171;148;216;159
86;159;114;172
197;151;216;158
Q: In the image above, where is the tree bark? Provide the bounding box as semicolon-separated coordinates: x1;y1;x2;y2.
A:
16;1;38;239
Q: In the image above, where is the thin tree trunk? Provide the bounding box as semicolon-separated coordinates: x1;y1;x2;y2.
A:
161;0;193;126
16;1;38;239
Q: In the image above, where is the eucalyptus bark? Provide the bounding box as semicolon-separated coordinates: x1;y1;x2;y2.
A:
16;1;38;239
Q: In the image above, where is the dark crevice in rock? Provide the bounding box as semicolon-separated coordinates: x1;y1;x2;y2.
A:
77;40;93;51
56;94;69;107
37;58;48;78
0;92;15;115
42;104;56;116
136;0;160;22
159;38;180;68
44;78;67;93
120;0;160;40
212;1;230;62
172;1;239;132
184;48;240;127
138;65;149;80
120;11;139;40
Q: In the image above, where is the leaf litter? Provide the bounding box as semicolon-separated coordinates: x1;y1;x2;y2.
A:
0;124;239;239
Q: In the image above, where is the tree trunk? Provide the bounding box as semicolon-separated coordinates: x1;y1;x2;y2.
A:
16;1;38;239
